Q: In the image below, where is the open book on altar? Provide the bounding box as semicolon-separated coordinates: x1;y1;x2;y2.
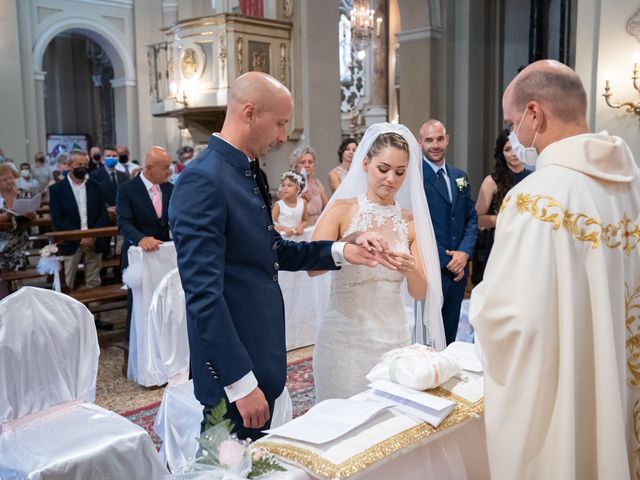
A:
263;398;395;444
368;380;456;427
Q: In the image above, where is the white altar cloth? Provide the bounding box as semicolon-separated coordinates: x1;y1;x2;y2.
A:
260;374;487;480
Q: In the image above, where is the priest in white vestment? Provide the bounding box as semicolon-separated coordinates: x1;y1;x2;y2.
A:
471;59;640;479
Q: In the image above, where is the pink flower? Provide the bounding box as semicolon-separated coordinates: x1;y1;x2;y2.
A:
252;447;265;461
218;439;245;468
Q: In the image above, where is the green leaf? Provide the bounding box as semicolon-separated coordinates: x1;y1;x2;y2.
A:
203;399;233;433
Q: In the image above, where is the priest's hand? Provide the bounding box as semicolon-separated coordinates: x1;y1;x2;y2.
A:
138;236;163;252
446;250;468;281
236;386;270;429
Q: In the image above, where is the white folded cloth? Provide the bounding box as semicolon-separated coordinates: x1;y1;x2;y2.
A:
366;343;461;390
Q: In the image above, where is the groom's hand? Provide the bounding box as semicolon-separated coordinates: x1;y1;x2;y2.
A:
343;243;397;270
236;386;270;429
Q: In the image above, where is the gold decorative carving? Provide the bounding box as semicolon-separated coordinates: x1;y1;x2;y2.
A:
167;44;175;79
236;37;243;75
259;388;483;479
626;283;640;386
505;193;640;254
283;0;293;18
219;34;227;78
279;43;287;85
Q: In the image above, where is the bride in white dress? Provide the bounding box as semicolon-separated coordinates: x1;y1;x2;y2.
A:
311;123;444;401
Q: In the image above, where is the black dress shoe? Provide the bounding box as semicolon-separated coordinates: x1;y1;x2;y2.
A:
95;319;114;330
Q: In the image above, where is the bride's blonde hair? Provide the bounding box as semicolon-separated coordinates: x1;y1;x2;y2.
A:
365;132;409;162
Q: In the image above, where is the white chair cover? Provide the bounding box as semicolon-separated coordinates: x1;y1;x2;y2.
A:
278;228;331;350
147;268;190;385
124;242;178;385
0;287;169;479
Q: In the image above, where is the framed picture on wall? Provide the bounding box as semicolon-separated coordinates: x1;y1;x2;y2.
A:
46;134;90;165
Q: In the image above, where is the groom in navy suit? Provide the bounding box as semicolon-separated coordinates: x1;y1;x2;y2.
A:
170;72;391;440
419;119;477;344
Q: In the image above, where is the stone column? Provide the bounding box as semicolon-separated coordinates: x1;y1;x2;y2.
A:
111;78;140;159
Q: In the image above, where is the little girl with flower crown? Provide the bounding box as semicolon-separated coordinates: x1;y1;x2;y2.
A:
272;170;308;236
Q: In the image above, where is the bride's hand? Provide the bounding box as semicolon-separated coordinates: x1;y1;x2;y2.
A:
387;252;417;276
352;231;389;253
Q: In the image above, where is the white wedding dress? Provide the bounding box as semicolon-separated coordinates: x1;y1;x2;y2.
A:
313;194;412;401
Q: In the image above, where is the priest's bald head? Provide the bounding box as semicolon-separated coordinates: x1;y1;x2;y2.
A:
503;60;589;154
221;71;293;159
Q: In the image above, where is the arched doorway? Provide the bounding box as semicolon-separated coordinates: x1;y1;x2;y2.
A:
32;17;137;160
43;33;115;151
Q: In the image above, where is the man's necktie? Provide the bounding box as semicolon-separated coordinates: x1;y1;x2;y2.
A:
437;168;451;203
110;171;117;192
151;184;162;218
124;164;130;177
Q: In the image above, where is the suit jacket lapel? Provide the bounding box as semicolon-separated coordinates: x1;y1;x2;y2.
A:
134;175;159;222
160;183;171;224
61;179;81;227
448;168;459;207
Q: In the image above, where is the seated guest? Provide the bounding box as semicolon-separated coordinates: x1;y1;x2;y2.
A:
115;144;133;178
328;137;357;193
16;162;41;196
290;146;327;225
472;129;532;283
49;149;109;294
32;153;52;190
117;146;173;335
0;164;34;273
272;170;307;236
90;146;129;212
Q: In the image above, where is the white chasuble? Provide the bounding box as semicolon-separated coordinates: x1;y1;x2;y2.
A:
471;132;640;480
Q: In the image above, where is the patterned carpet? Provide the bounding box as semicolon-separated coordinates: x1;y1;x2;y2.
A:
122;355;314;447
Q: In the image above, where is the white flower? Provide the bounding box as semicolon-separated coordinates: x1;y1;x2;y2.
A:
455;177;468;191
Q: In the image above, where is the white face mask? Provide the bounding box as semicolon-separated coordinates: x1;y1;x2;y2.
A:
20;169;30;178
508;110;540;168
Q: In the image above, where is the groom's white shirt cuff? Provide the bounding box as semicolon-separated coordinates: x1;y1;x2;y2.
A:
331;241;347;265
225;372;258;403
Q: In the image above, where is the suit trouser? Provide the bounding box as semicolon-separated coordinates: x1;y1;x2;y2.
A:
440;267;467;345
63;249;102;289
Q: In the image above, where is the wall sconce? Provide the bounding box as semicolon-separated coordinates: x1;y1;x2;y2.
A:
350;1;383;59
602;58;640;117
169;81;189;108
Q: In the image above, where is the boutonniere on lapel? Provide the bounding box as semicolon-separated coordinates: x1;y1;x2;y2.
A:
455;177;468;191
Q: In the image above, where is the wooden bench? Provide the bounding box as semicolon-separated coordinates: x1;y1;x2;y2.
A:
69;283;127;305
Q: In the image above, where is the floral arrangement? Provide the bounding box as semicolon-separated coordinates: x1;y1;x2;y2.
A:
455;177;468;191
174;400;285;479
36;243;61;292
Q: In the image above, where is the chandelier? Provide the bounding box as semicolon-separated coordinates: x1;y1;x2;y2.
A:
602;57;640;117
350;1;382;59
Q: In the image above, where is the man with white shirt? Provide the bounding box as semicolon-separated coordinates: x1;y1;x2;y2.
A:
49;149;109;291
117;146;173;337
169;72;391;440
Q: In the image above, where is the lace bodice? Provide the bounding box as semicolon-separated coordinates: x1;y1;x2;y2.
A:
344;194;409;253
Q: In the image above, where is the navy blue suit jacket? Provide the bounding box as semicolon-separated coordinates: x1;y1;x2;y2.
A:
90;166;129;207
169;135;338;408
422;161;478;269
116;175;173;270
48;178;110;256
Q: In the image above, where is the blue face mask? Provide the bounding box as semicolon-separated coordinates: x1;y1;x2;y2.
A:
104;157;118;168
